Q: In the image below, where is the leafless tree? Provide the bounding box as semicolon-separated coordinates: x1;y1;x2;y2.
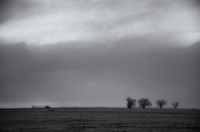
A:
138;98;152;109
126;97;136;109
156;99;167;109
172;102;179;109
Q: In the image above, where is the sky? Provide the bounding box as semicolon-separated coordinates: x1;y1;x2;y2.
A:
0;0;200;108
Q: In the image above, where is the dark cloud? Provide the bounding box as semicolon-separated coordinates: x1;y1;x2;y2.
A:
0;0;42;24
0;40;199;108
0;0;199;108
190;0;200;7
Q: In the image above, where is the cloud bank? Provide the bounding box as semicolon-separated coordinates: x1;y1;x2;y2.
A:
0;40;199;108
0;0;199;108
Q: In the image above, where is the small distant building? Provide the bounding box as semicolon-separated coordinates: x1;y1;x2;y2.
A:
32;105;45;108
46;106;51;108
32;105;51;108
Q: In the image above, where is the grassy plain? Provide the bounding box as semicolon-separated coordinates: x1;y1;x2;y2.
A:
0;108;199;132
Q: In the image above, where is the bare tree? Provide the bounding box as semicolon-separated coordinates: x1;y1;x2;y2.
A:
172;102;179;109
156;99;167;109
126;97;136;109
138;98;152;109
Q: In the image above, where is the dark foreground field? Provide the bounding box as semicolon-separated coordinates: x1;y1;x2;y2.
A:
0;108;200;132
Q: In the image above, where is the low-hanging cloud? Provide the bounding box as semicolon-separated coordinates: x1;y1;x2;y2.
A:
0;39;199;108
0;0;199;108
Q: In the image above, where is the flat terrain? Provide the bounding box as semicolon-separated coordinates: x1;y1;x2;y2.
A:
0;108;200;132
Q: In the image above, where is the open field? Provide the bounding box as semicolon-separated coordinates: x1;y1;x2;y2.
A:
0;108;200;132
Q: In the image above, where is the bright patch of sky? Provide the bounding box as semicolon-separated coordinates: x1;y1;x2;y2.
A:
0;0;199;46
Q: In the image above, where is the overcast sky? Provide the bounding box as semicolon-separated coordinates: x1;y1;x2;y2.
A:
0;0;200;108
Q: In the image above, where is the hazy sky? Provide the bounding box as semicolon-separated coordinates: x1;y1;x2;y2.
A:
0;0;200;108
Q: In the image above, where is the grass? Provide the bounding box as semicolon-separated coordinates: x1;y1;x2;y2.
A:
0;108;199;132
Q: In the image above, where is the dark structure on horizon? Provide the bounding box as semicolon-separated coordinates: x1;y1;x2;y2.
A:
32;105;51;108
46;106;51;108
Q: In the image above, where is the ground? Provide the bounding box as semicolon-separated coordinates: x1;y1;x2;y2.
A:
0;108;200;132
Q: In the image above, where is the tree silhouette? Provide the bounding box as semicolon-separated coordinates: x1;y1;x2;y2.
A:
126;97;136;109
172;102;179;109
138;98;152;109
156;99;167;109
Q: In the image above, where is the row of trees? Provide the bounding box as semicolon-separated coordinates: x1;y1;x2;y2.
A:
126;97;179;109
